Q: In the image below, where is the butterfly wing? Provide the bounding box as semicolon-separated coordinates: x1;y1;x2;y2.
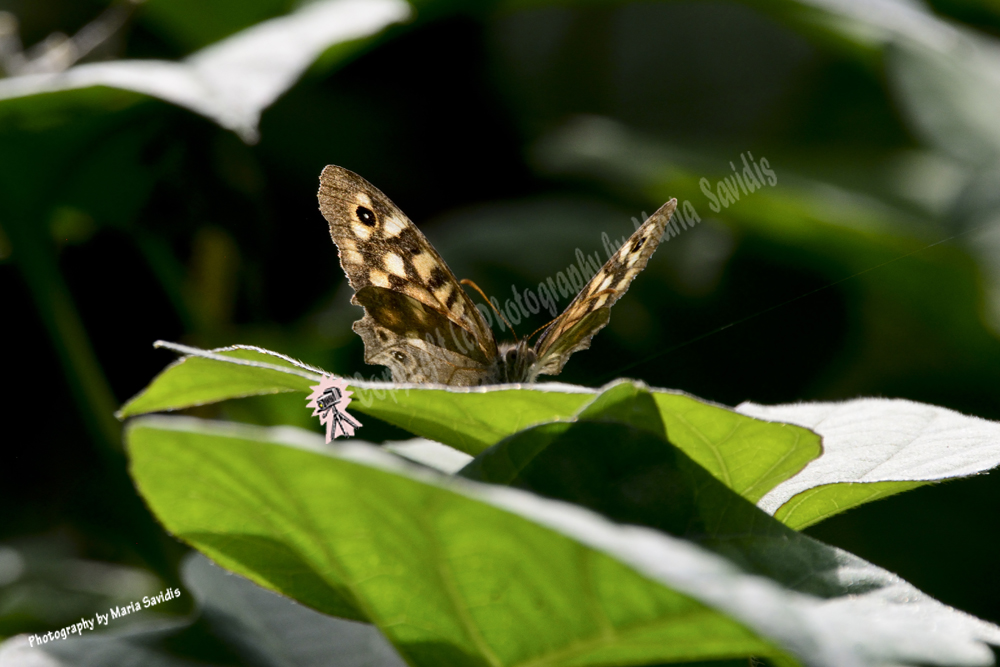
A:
530;198;677;379
318;165;497;385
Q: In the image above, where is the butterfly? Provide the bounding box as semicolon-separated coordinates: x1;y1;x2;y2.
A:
318;165;676;386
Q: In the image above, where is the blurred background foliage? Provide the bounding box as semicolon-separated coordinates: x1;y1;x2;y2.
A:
3;0;1000;651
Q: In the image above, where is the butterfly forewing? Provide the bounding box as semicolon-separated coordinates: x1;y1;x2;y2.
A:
318;166;497;385
530;198;677;378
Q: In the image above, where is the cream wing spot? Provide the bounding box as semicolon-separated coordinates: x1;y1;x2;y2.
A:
402;283;434;305
384;252;407;278
351;220;374;240
382;216;406;238
369;269;391;289
343;249;364;266
412;253;436;282
433;284;452;306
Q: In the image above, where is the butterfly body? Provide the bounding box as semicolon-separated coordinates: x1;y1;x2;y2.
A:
492;340;539;384
318;165;676;386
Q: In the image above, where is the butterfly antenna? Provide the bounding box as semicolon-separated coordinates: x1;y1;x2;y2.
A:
460;278;519;343
526;317;557;345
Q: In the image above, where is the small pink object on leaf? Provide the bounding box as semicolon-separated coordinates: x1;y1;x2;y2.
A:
306;375;362;442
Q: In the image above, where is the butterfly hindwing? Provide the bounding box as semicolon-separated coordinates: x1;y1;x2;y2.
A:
319;166;497;385
531;198;677;378
353;286;491;385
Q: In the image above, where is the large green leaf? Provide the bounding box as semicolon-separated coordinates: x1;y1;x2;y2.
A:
126;417;779;666
125;416;1000;666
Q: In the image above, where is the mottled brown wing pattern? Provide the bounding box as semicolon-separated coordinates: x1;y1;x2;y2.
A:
353;286;491;385
531;198;677;378
318;165;497;385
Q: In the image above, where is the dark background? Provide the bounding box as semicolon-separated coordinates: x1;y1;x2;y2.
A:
3;0;1000;645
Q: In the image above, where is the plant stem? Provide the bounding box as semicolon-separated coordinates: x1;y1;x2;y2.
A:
6;210;121;453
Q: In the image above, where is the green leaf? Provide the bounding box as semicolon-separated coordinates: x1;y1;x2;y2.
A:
116;344;319;418
461;381;820;510
576;380;667;437
0;0;411;142
118;342;597;455
460;392;762;542
459;381;811;577
651;390;819;504
740;398;1000;529
125;416;1000;666
126;417;778;666
773;480;927;530
350;383;594;455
